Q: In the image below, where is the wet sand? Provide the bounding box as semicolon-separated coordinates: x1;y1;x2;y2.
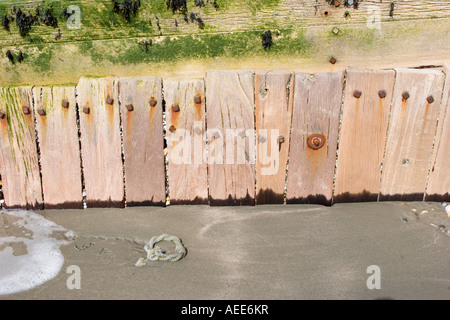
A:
1;202;449;300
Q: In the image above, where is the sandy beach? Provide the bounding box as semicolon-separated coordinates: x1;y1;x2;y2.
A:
1;201;449;300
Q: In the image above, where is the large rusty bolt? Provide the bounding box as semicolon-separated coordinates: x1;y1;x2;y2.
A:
426;95;434;104
126;104;134;111
307;133;326;150
62;99;70;108
22;106;31;114
402;91;410;100
149;98;157;107
106;96;114;105
353;90;362;98
278;136;285;144
378;90;386;98
194;95;202;104
37;108;46;116
172;104;180;112
0;111;5;119
83;106;90;114
169;125;176;133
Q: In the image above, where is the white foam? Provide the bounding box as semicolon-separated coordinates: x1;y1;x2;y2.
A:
0;210;72;296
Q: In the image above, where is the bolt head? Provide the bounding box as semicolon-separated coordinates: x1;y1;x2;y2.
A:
307;133;326;150
168;125;176;133
0;111;5;119
106;96;114;105
126;104;134;111
353;90;362;98
149;98;157;107
378;90;386;98
62;99;69;108
22;106;30;114
194;95;202;104
329;57;337;64
172;104;180;112
278;136;285;144
402;92;410;100
83;106;90;114
426;95;434;104
37;108;46;116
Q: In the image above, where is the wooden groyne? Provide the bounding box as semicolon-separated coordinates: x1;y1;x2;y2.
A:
0;65;449;209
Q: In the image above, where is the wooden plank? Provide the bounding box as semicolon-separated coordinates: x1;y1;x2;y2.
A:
76;77;124;208
286;71;344;205
379;68;445;201
426;64;450;202
0;86;43;209
119;77;165;206
255;70;294;204
164;78;207;205
206;70;255;206
32;86;83;209
334;69;395;203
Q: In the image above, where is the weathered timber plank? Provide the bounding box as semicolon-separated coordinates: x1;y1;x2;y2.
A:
164;78;207;205
286;71;344;205
334;69;395;203
1;0;448;45
379;68;445;201
32;86;83;209
206;70;255;205
119;77;165;206
255;71;294;204
0;86;43;209
76;77;124;207
426;64;450;202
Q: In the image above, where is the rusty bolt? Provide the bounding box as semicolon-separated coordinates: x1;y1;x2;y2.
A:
322;9;331;16
307;133;326;150
172;104;180;112
169;125;176;133
62;99;69;108
149;98;157;107
194;95;202;104
334;0;340;7
106;96;114;105
329;57;337;65
402;91;410;100
22;106;31;114
378;90;386;98
83;106;90;114
353;90;362;98
126;104;134;111
0;111;5;119
278;136;285;144
37;108;46;116
426;95;434;104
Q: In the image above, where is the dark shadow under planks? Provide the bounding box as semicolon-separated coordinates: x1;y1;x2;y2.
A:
0;86;43;209
206;70;256;206
255;70;294;205
164;78;208;205
286;71;344;206
119;77;166;207
426;64;450;202
76;77;125;208
333;69;395;203
32;86;83;209
379;68;445;201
